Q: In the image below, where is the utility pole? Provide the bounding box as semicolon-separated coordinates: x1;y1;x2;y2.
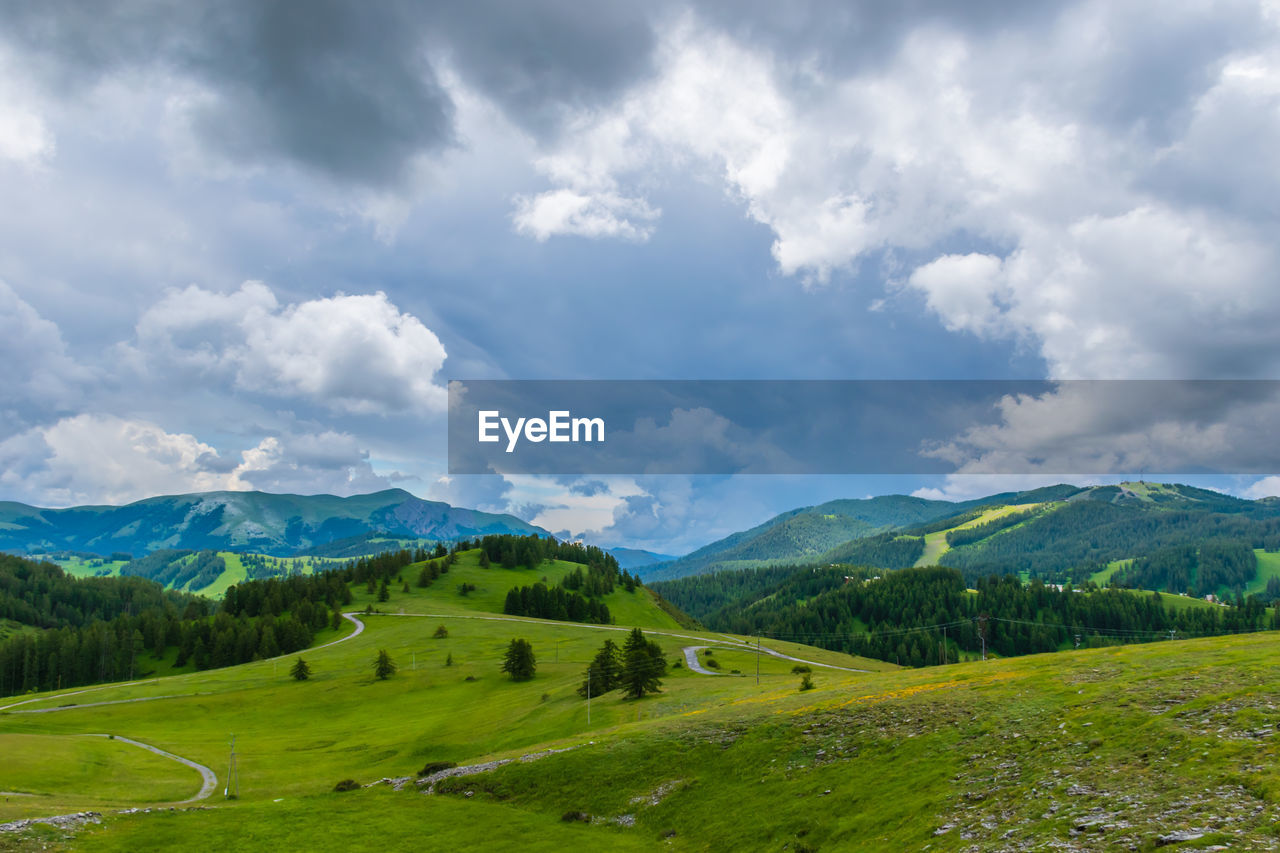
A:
225;735;239;799
756;635;761;685
586;670;591;726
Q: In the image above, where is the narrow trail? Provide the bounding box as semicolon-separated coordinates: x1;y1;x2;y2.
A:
83;734;217;804
316;612;364;650
682;646;722;675
11;695;201;715
680;642;870;676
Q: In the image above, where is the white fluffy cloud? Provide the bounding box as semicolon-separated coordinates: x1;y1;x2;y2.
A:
514;6;1280;377
0;281;92;428
0;415;397;507
130;281;448;414
0;414;243;506
920;382;1280;476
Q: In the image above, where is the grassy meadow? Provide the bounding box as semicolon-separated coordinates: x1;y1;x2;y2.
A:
2;549;1279;850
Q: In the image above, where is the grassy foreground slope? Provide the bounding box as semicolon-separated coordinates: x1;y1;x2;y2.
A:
2;552;1278;851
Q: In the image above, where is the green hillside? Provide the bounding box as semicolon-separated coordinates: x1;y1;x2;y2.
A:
2;572;1278;850
644;494;985;581
651;483;1280;602
48;551;347;597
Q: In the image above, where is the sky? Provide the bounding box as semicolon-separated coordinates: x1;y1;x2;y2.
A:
2;0;1280;554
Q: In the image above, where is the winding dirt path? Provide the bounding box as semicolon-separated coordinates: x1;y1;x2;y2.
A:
83;734;217;804
682;646;722;675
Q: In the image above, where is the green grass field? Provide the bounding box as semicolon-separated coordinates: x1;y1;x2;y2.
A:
1090;557;1130;586
47;557;127;579
0;734;200;822
3;548;1280;850
1247;549;1280;597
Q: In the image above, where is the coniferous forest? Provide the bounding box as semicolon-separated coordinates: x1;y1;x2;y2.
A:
655;564;1276;668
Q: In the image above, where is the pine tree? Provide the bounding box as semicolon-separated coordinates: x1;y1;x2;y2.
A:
577;639;623;698
619;628;666;699
373;649;397;680
501;638;536;681
378;578;390;602
290;657;311;681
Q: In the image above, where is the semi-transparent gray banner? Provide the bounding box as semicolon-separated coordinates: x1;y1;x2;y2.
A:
447;379;1280;475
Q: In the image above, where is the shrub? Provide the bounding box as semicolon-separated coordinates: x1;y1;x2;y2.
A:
433;625;449;639
704;658;720;669
799;673;815;692
561;811;591;823
333;779;360;792
791;664;812;674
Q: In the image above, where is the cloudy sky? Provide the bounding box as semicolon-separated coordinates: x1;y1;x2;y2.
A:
2;0;1280;553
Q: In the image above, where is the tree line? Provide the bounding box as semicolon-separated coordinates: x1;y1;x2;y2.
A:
662;564;1277;669
1110;540;1257;598
0;553;196;630
502;583;612;624
0;556;361;698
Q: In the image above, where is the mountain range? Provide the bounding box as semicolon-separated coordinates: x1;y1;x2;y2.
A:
0;489;546;558
641;481;1280;581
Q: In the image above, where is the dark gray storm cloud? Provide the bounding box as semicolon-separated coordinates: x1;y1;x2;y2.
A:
2;0;661;186
427;0;656;139
19;0;1250;188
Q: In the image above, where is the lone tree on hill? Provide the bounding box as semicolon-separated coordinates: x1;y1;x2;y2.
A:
373;649;397;680
578;638;623;698
620;628;666;699
501;638;536;681
290;657;311;681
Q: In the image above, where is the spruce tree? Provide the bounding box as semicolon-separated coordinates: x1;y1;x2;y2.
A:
620;628;666;699
577;639;623;697
290;657;311;681
373;649;397;680
501;638;536;681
